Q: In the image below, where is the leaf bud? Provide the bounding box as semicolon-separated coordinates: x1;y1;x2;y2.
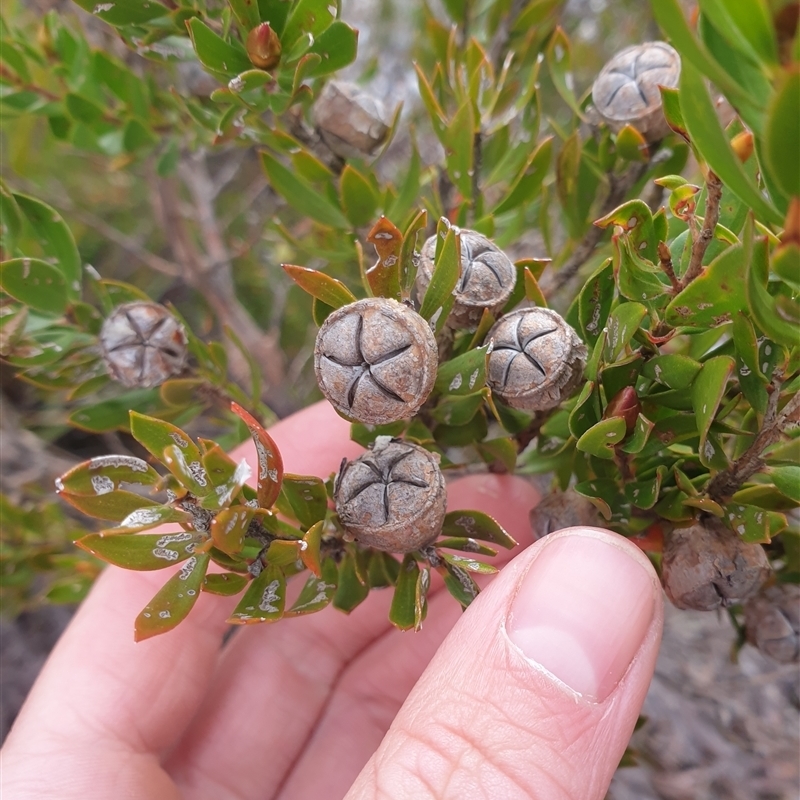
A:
314;298;438;425
603;386;640;435
100;302;188;389
312;81;389;159
661;518;771;611
416;229;516;329
484;307;587;412
591;42;681;143
335;437;446;553
246;23;281;70
744;583;800;663
730;130;754;163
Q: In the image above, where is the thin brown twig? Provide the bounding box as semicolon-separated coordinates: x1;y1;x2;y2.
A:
706;380;800;502
658;241;680;294
680;170;722;290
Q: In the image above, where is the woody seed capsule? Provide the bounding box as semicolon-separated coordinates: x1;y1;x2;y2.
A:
335;437;446;553
312;81;389;160
100;302;187;389
744;584;800;663
416;229;516;329
661;518;771;611
592;41;681;143
484;307;587;412
529;489;603;542
314;297;438;425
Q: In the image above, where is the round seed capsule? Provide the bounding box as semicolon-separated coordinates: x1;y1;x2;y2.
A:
529;489;603;542
661;518;771;611
484;307;587;412
744;584;800;663
100;302;188;389
416;229;516;329
312;81;389;160
591;41;681;143
335;437;446;553
314;298;438;425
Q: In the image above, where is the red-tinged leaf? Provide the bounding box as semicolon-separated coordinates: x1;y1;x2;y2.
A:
59;490;163;523
435;537;498;556
75;531;206;570
163;444;213;498
440;510;517;548
265;538;305;567
104;504;192;534
200;446;252;510
231;402;283;508
301;520;324;577
285;557;338;616
129;411;201;469
56;455;160;496
440;552;498;574
134;553;210;641
202;572;249;596
279;474;328;528
282;265;356;309
365;216;403;300
211;506;253;555
523;267;547;307
228;563;286;624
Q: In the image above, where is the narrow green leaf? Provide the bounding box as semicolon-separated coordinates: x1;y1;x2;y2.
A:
691;354;735;458
282;0;335;47
340;165;378;228
697;0;777;66
211;507;253;554
186;18;252;77
438;560;479;608
767;466;800;503
279;474;328;528
763;68;800;199
135;553;210;641
228;0;261;30
202;572;249;596
59;490;163;523
445;101;475;198
642;354;702;390
418;224;460;332
76;531;205;569
229;562;286;623
578;258;614;346
440;510;517;548
399;209;427;295
0;258;67;314
440;552;498;574
72;0;168;25
389;554;421;631
435;343;490;396
605;302;647;361
286;558;338;616
305;21;358;77
56;455;160;496
576;417;627;459
545;26;583;118
723;502;772;543
333;551;369;612
282;264;356;308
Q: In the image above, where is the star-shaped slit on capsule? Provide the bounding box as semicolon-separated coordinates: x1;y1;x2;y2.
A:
341;446;429;526
492;315;558;385
604;51;673;108
321;314;412;409
108;310;180;382
458;237;505;293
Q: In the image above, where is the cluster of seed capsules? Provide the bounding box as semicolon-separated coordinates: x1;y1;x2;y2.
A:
312;228;587;554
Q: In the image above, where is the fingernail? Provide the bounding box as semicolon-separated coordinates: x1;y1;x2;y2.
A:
507;531;656;702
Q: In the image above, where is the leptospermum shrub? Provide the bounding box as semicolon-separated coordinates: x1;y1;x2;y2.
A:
1;0;798;661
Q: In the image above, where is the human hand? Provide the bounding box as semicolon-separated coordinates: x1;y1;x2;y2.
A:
1;401;663;800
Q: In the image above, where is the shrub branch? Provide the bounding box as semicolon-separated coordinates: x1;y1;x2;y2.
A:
679;170;722;290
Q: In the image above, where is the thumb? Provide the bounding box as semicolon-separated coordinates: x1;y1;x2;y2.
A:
346;527;663;800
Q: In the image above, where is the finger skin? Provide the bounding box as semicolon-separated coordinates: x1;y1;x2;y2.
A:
345;528;663;800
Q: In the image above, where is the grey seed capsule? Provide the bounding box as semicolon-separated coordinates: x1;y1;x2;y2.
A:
661;518;771;611
529;489;603;542
335;437;446;553
744;584;800;663
314;298;438;425
416;229;517;329
100;302;188;389
591;41;681;143
484;307;587;412
312;81;389;160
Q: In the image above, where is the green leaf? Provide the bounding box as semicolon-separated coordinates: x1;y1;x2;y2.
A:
642;354;702;390
438;560;479;608
389;554;424;631
691;354;735;460
203;572;249;596
162;445;214;498
600;354;643;400
229;562;286;623
436;537;498;557
333;551;369;612
0;183;22;252
476;437;518;473
431;391;485;426
231;402;283;509
545;26;583;118
56;455;160;496
286;558;338;616
282;264;356;308
435;343;490;396
282;0;336;47
72;0;169;26
624;465;667;510
595;200;657;263
414;64;446;142
300;519;324;576
763;68;800;199
12;194;81;299
723;502;772;543
0;258;67;314
399;209;427;295
767;466;800;503
659;86;689;140
418;224;460;333
76;531;205;569
697;0;777;66
228;0;261;30
605;302;647;361
578;258;614;346
340;165;378;228
134;553;210;641
279;474;328;528
58;490;163;523
679;61;780;224
440;510;517;549
69;390;158;433
576;417;627;460
665;242;747;327
445;101;475;198
615;124;649;162
569;381;601;439
305;21;358;77
130;411;201;465
616;237;667;303
440;552;498;574
211;507;253;554
260;151;349;228
186;18;252;77
620;413;654;454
